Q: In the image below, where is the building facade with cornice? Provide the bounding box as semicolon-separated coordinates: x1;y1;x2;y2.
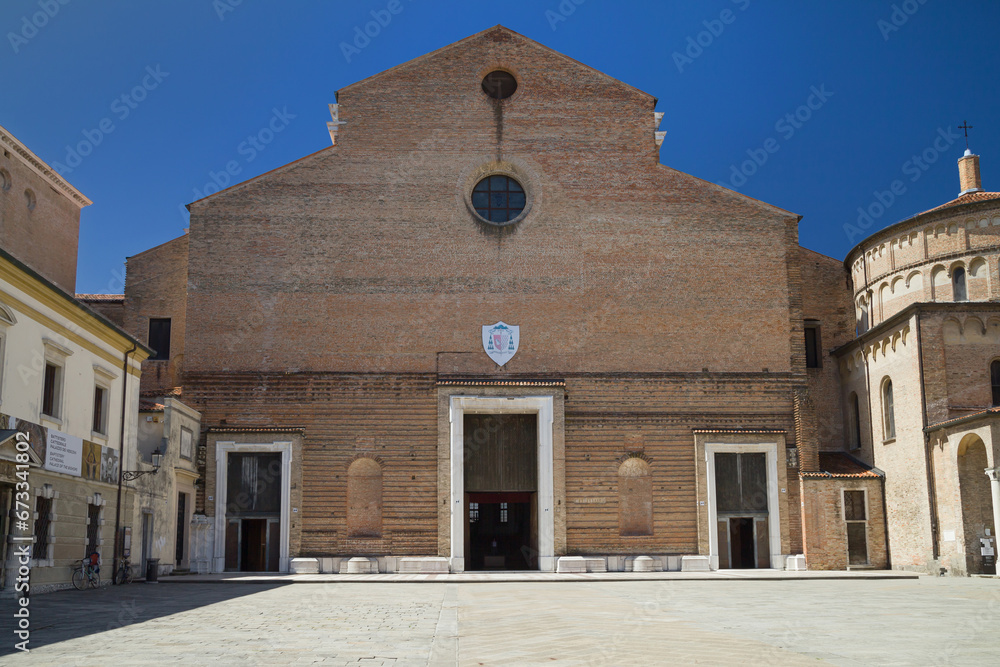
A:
113;27;904;576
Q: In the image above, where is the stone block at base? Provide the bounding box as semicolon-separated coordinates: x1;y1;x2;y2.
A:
785;555;807;571
289;558;320;574
585;557;607;573
680;555;712;572
397;557;450;574
633;556;655;572
345;557;375;574
556;557;587;573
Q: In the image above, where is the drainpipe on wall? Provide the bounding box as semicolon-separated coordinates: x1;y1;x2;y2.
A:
112;343;137;584
858;253;891;568
914;309;941;561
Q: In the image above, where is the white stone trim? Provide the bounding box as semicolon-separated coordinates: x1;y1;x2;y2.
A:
448;396;555;572
705;442;782;570
213;440;292;573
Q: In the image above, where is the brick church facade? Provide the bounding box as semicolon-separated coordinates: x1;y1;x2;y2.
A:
117;26;998;575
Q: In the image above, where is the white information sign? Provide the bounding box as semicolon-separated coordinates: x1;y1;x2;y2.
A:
44;430;83;476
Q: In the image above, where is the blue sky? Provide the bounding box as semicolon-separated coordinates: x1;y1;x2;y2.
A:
2;0;998;293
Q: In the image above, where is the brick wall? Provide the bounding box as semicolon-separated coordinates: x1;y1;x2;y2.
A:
124;234;189;394
800;477;887;570
0;142;81;293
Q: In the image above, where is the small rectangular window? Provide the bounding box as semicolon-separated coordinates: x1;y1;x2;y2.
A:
804;322;822;368
92;385;108;435
42;362;61;418
844;490;866;521
844;489;868;565
34;496;52;560
991;360;1000;407
148;318;171;360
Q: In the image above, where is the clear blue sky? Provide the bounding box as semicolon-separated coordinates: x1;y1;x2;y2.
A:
3;0;998;293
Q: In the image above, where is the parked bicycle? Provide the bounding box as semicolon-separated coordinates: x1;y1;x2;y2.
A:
113;556;134;585
72;552;101;590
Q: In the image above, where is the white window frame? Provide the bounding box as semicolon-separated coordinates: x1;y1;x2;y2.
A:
91;365;117;440
41;339;72;424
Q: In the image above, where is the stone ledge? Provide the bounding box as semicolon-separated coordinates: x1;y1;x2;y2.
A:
398;557;450;574
681;555;712;572
289;558;320;574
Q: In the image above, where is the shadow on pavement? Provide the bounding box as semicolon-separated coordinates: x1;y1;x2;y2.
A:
0;581;289;655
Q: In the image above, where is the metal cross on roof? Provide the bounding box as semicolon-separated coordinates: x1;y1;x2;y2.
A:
958;120;973;149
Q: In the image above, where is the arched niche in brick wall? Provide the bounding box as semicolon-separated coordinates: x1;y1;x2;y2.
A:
618;456;653;537
347;457;383;538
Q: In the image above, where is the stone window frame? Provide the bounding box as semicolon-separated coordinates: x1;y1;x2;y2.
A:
881;377;896;442
804;319;823;369
31;483;57;567
0;302;15;406
951;263;968;302
91;364;117;440
847;391;863;451
841;487;870;566
41;338;73;425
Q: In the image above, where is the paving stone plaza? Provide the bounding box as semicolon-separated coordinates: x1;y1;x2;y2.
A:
1;576;996;665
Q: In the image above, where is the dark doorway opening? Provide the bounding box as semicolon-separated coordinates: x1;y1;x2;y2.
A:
715;452;771;569
240;519;267;572
468;492;535;570
730;518;755;568
225;452;282;572
463;414;538;570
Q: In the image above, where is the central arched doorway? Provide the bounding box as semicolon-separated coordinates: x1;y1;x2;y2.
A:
957;435;994;574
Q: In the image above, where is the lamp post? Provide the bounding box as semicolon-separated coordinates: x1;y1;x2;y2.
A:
122;447;163;481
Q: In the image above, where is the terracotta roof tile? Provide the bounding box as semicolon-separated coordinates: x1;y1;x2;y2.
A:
437;379;565;387
75;293;124;301
801;452;882;479
922;191;1000;215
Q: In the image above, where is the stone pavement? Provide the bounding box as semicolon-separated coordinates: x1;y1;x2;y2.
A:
0;577;996;665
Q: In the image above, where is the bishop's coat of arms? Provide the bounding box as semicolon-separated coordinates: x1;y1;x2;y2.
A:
482;321;519;366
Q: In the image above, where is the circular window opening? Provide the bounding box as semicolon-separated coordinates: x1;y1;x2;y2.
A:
472;175;526;224
481;71;517;100
24;188;36;211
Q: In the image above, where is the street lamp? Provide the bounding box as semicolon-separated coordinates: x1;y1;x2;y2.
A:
122;447;163;481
